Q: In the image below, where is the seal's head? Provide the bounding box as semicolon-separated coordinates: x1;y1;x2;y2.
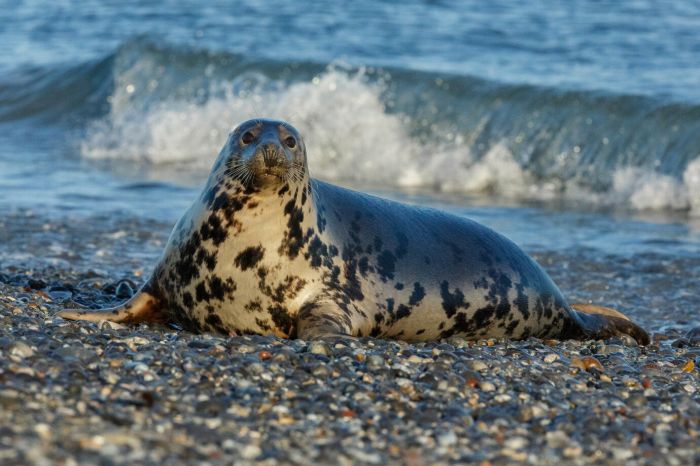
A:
223;119;307;189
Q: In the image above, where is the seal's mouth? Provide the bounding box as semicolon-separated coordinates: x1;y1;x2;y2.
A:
256;165;289;180
250;145;290;179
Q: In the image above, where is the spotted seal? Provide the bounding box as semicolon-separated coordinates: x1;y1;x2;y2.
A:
59;119;649;344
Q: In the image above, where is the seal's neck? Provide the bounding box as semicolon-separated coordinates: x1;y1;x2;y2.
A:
202;173;317;248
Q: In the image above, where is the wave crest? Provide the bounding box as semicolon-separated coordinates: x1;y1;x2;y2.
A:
73;39;700;214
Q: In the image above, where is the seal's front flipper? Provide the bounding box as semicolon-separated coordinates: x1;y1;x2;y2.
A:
570;303;650;345
294;299;359;340
58;290;166;325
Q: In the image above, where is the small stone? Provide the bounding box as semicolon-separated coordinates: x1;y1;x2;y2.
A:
685;326;700;345
479;381;496;392
468;360;488;372
28;278;47;289
437;430;458;447
308;341;332;357
571;356;604;372
611;447;633;460
546;431;570;449
598;344;625;355
563;445;583;458
543;353;559;363
9;341;34;358
101;370;120;384
366;355;385;369
240;444;262;459
115;281;134;299
407;355;428;364
682;360;695;373
504;436;527;450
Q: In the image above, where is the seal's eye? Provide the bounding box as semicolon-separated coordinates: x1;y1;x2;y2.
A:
241;131;255;145
284;136;297;149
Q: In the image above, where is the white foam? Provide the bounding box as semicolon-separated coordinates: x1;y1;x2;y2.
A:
81;66;700;214
683;157;700;215
611;160;700;213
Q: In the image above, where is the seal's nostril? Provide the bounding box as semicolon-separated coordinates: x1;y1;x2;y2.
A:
256;143;286;169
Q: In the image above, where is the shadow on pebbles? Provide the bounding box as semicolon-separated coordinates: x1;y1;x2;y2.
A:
0;271;698;466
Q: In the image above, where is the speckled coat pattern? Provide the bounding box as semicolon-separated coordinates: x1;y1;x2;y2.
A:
151;171;578;341
59;119;649;344
144;122;578;341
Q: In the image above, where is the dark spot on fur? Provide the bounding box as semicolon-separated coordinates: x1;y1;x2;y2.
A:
173;231;203;285
396;304;411;320
305;236;329;268
245;298;262;312
268;304;294;335
195;281;208;302
205;313;228;334
408;282;426;306
440;281;470;318
394;232;409;259
514;282;530;319
280;199;307;259
195;276;236;303
340;246;365;301
182;291;194;308
416;329;426;335
234;246;265;271
386;298;395;314
505;319;520;336
394;282;404;290
316;206;327;234
376;250;396;282
255;317;272;331
484;269;513;320
278;184;289;197
199;213;227;245
373;236;383;252
208;276;236;301
358;256;370;276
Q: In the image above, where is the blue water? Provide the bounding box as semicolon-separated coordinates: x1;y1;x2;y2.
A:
0;0;699;265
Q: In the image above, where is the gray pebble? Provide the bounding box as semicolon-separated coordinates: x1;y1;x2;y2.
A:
8;341;34;358
308;341;332;356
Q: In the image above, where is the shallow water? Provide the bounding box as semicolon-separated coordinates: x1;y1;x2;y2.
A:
0;1;698;333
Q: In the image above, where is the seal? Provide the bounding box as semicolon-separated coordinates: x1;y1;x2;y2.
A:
59;118;649;344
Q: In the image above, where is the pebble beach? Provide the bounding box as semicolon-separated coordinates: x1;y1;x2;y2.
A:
1;212;698;465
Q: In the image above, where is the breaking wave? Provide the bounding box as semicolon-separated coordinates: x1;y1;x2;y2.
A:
3;38;700;213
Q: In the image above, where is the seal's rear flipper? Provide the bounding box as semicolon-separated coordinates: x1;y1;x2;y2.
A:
570;303;650;345
58;290;166;325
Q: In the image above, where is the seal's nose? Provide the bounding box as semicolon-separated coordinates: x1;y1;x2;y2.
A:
253;142;287;173
254;142;286;169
